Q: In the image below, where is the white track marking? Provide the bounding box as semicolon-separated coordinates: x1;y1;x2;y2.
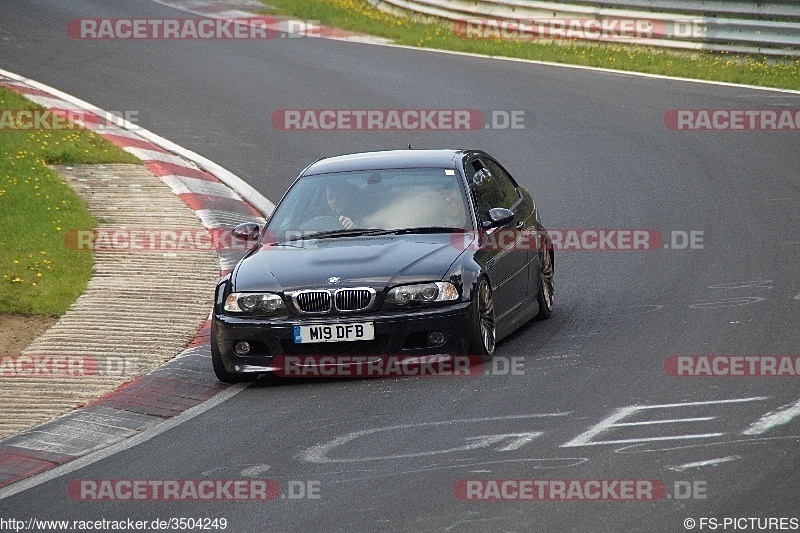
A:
614;435;800;454
669;456;740;472
302;413;569;463
240;464;273;477
743;398;800;435
688;297;766;309
323;457;590;486
708;280;774;291
561;397;768;447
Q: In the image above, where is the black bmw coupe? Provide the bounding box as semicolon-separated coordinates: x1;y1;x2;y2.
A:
211;149;554;383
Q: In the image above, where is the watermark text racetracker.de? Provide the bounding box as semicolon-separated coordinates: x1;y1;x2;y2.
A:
665;109;800;131
68;17;332;40
0;108;140;132
272;355;524;378
0;355;142;378
453;479;709;501
64;228;705;252
451;229;704;252
271;109;527;131
67;479;321;501
64;228;259;252
69;17;275;39
665;355;800;377
454;17;705;41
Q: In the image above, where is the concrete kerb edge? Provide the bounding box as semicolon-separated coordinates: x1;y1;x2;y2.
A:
0;68;273;491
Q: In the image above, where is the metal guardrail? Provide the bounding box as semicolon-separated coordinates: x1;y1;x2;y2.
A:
368;0;800;57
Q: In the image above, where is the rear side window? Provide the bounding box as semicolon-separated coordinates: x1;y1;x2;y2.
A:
466;159;505;223
482;158;520;209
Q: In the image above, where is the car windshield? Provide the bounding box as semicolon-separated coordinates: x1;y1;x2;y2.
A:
266;168;473;242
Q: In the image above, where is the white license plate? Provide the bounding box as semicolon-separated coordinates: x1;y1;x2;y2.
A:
293;322;375;343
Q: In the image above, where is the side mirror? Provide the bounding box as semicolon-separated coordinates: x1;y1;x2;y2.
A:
481;208;514;229
231;222;262;240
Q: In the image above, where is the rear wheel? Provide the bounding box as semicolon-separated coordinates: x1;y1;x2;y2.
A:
468;277;496;362
536;233;554;319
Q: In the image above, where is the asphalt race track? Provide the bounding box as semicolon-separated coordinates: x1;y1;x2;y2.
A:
1;0;799;531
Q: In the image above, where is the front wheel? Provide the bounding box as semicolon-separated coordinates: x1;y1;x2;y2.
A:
536;233;554;319
468;277;496;362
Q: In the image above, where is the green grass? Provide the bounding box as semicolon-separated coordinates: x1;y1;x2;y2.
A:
260;0;800;91
0;87;139;316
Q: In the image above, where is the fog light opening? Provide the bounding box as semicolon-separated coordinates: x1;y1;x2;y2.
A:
234;341;252;356
427;331;446;347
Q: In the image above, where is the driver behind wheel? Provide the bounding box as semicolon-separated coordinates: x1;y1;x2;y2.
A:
325;183;360;229
440;186;468;228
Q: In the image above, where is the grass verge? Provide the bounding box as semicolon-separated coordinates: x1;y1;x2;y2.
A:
260;0;800;91
0;86;139;316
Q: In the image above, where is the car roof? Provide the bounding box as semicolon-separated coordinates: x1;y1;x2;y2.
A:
302;149;474;176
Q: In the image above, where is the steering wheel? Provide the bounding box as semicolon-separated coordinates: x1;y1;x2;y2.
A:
299;215;344;232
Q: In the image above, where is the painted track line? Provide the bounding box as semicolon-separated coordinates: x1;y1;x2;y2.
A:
386;44;800;96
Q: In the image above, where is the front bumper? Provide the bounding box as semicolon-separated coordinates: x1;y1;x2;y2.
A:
213;302;472;374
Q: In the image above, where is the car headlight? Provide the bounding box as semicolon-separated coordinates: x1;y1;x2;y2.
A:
386;282;459;306
224;292;287;314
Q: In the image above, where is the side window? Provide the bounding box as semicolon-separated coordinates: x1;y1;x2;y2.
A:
466;159;504;223
483;158;520;209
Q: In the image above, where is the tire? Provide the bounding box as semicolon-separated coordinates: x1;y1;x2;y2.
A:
536;232;554;320
211;322;256;384
468;277;496;362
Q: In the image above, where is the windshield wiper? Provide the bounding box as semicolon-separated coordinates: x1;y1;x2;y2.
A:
272;226;467;244
375;226;468;235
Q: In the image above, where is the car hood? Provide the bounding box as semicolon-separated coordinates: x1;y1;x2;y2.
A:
232;234;468;293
